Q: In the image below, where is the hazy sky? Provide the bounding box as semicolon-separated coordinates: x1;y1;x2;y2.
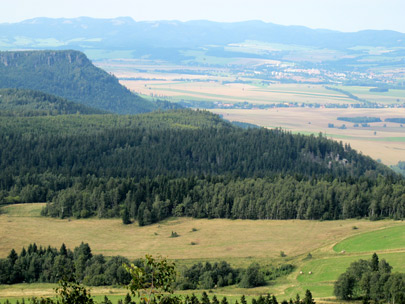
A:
2;0;405;33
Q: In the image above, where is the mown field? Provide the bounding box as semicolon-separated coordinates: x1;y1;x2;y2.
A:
212;108;405;166
97;60;348;105
121;81;353;105
1;203;405;303
97;60;405;106
339;86;405;104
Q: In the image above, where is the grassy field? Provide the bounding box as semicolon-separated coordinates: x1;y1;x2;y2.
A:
0;204;400;262
339;86;405;104
120;79;352;105
1;203;405;302
212;108;405;166
333;225;405;253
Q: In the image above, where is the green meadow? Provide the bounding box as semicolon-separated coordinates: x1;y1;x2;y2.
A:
333;225;405;253
1;204;405;302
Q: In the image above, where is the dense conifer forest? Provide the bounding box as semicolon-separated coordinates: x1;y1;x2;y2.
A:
0;50;176;114
0;88;106;116
0;243;130;286
0;109;404;222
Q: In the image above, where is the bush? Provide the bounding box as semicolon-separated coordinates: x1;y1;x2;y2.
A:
170;231;179;238
239;262;265;288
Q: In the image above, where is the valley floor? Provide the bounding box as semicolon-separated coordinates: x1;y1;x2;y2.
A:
1;203;405;302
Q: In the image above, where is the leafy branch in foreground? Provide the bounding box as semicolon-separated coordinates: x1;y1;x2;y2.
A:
124;255;178;304
29;279;94;304
55;280;95;304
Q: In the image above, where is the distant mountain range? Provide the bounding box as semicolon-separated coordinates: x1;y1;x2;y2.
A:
1;17;404;61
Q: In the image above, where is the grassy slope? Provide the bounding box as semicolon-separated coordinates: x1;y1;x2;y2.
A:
333;225;405;253
1;204;405;302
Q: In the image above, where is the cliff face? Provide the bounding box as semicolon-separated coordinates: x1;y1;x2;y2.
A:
0;50;157;114
0;50;90;68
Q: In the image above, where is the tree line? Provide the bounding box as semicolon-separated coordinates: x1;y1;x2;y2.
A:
337;116;381;123
176;261;293;290
0;285;316;304
39;174;405;224
0;243;131;286
0;252;314;304
0;243;292;291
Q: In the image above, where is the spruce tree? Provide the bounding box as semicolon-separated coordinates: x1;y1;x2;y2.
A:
370;253;379;272
7;249;18;265
302;290;315;304
124;293;132;304
60;243;67;256
191;294;200;304
122;207;131;225
201;291;211;304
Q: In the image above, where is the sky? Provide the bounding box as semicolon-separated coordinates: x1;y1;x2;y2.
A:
1;0;405;33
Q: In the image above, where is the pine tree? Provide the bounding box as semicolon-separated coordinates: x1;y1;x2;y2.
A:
101;296;112;304
370;253;379;272
302;290;315;304
191;294;200;304
7;249;18;265
124;293;132;304
122;207;131;225
201;291;211;304
60;243;67;256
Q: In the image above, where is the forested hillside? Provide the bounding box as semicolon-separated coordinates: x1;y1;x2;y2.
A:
0;50;171;114
0;88;106;116
0;110;403;222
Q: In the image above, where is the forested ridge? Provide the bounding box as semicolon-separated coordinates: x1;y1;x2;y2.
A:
0;109;404;222
0;88;106;116
0;50;176;114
